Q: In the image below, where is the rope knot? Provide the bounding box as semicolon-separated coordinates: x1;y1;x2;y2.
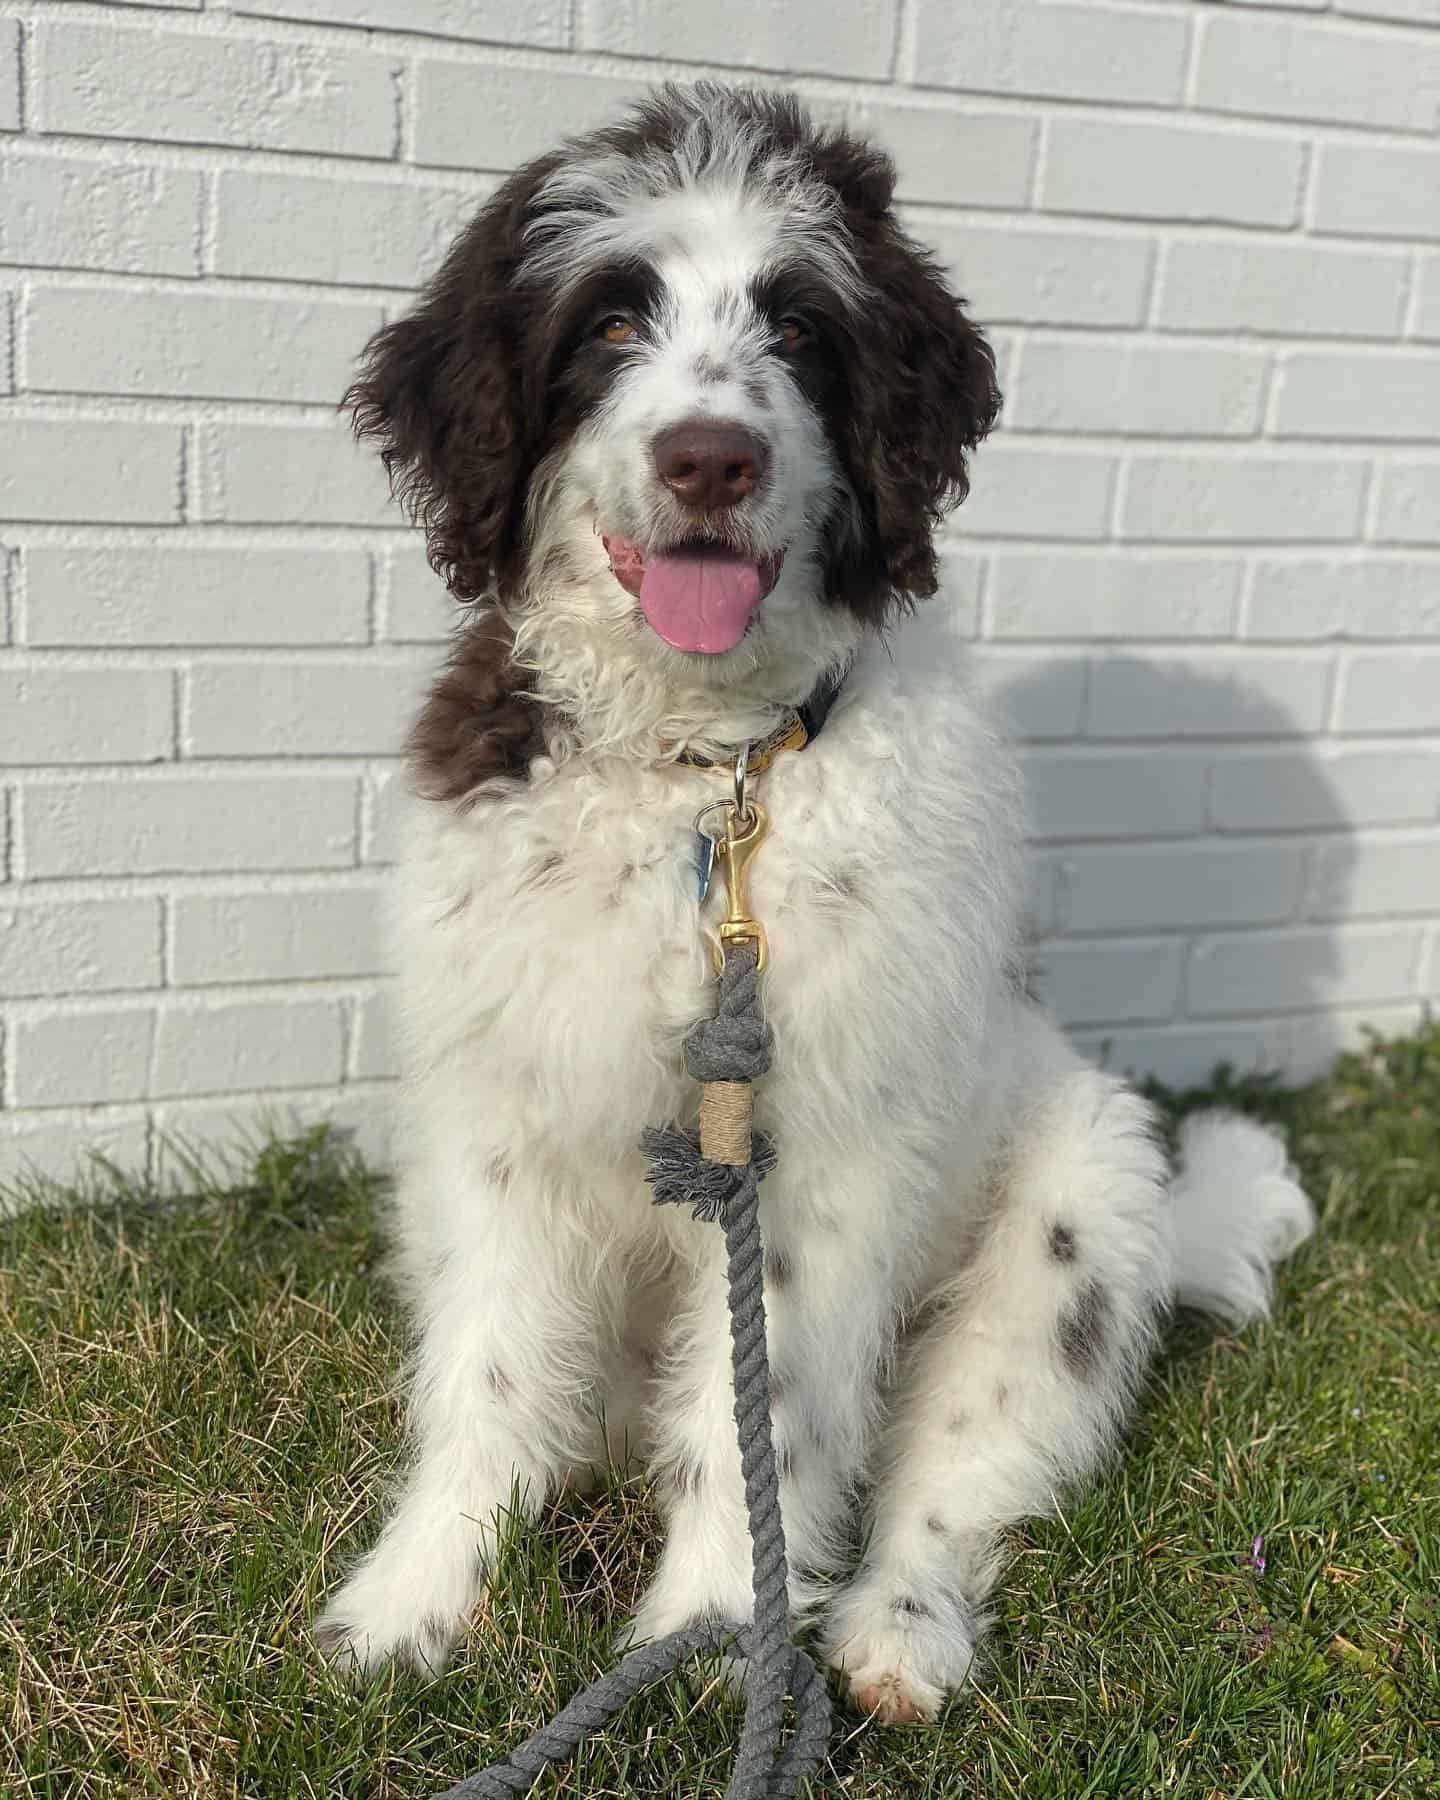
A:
683;950;773;1084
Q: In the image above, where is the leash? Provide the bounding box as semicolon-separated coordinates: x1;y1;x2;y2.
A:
435;749;831;1800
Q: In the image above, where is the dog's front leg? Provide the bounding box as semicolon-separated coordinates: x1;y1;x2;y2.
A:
315;1184;618;1679
631;1156;907;1665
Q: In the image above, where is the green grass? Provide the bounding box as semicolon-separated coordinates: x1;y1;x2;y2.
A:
2;1025;1437;1800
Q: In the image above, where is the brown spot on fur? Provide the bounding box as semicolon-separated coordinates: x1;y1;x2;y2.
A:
926;1514;948;1538
993;1382;1008;1411
743;374;770;411
764;1247;794;1290
893;1594;933;1621
408;611;550;804
695;353;728;385
1048;1222;1078;1264
485;1156;513;1188
1058;1279;1111;1380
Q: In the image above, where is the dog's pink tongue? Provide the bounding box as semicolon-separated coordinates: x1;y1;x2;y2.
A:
638;548;764;654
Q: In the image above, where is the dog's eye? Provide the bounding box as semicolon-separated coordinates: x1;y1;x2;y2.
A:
597;315;638;345
777;317;810;352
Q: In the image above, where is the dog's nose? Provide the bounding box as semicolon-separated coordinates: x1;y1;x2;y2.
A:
653;422;768;510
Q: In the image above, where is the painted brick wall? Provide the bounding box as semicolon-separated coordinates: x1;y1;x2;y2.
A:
3;0;1439;1187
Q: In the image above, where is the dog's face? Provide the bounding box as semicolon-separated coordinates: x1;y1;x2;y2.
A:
351;85;998;696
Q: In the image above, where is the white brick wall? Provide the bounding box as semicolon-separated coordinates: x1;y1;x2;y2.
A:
3;0;1439;1184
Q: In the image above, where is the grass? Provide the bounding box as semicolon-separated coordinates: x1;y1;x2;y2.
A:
2;1025;1437;1800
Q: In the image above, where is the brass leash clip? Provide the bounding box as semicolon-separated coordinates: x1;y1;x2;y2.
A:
712;801;769;974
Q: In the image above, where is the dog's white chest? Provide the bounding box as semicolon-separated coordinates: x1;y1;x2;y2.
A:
394;638;1023;1191
399;768;751;1167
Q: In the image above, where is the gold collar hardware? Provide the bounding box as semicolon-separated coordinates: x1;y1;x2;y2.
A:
680;709;809;779
711;801;769;974
741;713;808;777
676;659;849;780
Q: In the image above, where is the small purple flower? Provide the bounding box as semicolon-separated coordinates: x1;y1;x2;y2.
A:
1251;1534;1266;1575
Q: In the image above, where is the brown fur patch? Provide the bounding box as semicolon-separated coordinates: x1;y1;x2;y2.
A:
893;1593;933;1620
1058;1279;1111;1380
408;611;550;803
764;1247;795;1290
1048;1222;1078;1264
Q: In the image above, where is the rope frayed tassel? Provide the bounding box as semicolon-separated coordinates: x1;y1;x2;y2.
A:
642;1121;778;1221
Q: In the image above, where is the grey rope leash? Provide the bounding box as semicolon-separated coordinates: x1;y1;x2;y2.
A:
435;938;832;1799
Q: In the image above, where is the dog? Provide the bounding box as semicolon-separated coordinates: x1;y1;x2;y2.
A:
315;84;1315;1723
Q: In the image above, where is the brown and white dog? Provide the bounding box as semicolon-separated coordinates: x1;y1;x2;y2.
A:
315;85;1313;1722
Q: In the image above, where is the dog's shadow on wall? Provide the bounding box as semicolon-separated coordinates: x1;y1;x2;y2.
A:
980;653;1354;1492
989;649;1361;1093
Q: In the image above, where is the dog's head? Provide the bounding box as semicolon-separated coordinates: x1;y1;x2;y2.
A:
352;85;998;762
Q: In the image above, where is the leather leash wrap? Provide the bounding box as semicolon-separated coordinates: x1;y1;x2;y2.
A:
436;941;832;1799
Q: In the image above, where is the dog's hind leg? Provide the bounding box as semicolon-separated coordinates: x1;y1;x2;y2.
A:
821;1059;1174;1721
821;1025;1314;1723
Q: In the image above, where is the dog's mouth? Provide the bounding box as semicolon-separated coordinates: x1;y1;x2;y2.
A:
602;532;784;655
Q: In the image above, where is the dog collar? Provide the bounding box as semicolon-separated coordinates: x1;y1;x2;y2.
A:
678;661;850;777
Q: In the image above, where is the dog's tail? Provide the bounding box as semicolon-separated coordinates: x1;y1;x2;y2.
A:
1167;1112;1316;1326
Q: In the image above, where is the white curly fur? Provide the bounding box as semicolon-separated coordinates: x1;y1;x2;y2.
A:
315;96;1315;1720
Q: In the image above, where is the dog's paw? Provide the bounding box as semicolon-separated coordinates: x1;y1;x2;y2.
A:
623;1582;750;1704
822;1589;977;1724
314;1562;468;1682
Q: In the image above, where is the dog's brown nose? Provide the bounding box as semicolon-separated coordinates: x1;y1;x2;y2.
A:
653;421;768;510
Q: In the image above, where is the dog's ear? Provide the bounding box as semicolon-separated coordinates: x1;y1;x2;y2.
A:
829;196;1001;617
346;157;560;603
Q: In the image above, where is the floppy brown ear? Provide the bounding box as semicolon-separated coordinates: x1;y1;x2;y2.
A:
346;156;560;602
829;210;1000;614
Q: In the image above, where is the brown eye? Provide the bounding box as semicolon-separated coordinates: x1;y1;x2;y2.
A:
778;316;810;351
598;314;637;345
